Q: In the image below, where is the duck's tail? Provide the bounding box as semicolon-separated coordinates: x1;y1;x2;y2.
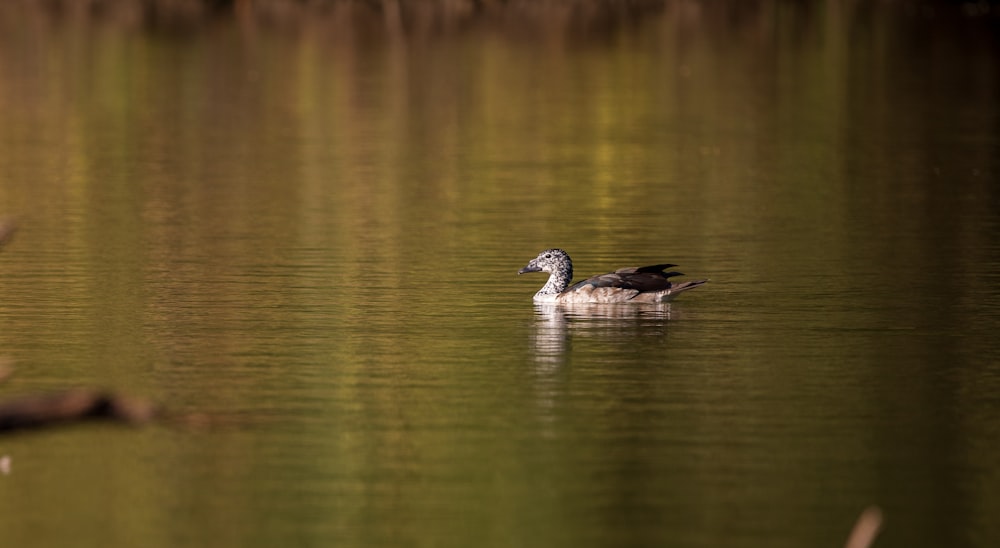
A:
669;279;708;295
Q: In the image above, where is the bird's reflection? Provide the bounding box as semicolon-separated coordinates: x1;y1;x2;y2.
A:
529;302;676;369
527;302;680;437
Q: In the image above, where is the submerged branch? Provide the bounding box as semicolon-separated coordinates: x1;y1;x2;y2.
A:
845;506;883;548
0;389;157;433
0;217;16;250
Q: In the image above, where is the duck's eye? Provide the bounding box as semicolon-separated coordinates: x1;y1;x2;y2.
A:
544;254;551;259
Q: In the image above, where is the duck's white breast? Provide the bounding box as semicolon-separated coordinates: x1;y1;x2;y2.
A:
532;292;560;303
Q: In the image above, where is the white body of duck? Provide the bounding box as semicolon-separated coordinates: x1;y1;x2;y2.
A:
518;248;707;304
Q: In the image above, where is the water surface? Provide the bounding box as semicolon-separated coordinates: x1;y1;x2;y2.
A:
0;2;999;547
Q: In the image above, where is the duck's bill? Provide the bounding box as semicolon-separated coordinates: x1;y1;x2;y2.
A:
518;265;541;275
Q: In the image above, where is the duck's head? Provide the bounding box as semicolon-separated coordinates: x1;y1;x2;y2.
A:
518;248;572;276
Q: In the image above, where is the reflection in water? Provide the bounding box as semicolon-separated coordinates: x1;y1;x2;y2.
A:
529;304;569;369
529;302;675;369
528;302;679;442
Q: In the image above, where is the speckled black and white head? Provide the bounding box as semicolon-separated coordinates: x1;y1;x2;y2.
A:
518;249;574;302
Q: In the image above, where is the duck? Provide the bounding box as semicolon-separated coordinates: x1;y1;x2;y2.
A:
518;248;707;304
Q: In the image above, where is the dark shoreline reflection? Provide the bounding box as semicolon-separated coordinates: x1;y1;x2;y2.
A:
6;0;1000;46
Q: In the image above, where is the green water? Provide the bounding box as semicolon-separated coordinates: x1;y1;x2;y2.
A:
0;2;998;547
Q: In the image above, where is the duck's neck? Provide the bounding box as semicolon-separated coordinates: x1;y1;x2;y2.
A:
534;266;573;301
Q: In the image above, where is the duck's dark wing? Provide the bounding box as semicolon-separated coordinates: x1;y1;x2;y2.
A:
566;264;684;293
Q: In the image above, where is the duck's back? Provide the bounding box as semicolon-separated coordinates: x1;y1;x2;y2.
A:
558;264;703;304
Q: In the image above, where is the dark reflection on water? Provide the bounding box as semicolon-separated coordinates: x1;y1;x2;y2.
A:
0;1;998;548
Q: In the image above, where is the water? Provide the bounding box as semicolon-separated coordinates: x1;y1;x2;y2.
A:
0;2;999;547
